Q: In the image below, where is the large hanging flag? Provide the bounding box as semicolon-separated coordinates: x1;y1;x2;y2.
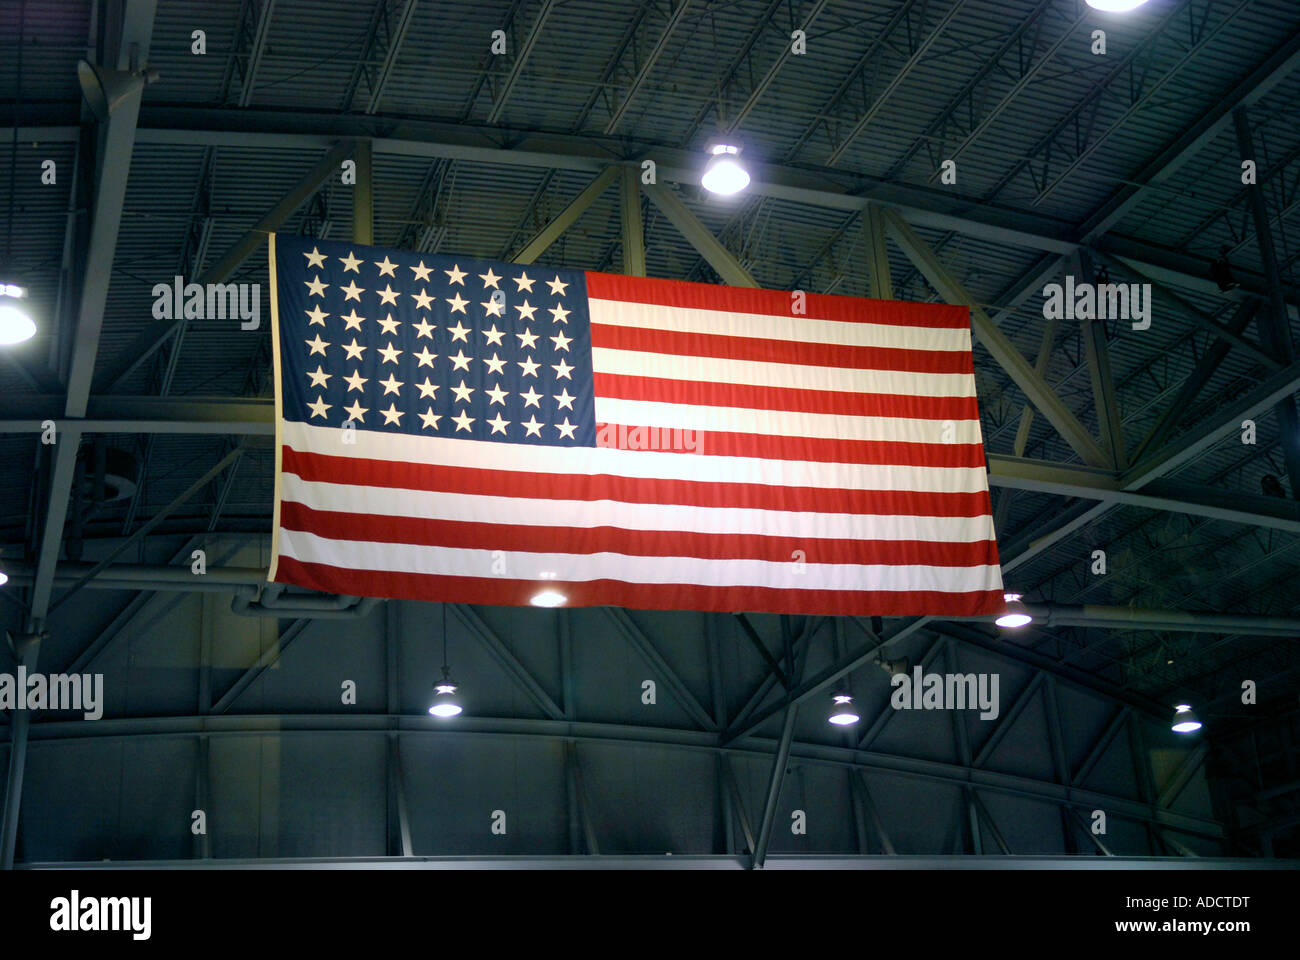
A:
268;234;1003;615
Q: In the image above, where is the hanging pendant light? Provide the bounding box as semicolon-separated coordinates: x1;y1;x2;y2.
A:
428;604;464;717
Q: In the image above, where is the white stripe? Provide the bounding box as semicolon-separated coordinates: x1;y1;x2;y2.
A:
282;420;992;494
279;530;1002;592
595;397;982;444
591;347;975;397
589;297;973;353
281;473;996;543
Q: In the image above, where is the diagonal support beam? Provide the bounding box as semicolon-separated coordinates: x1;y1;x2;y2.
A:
511;166;618;264
487;0;556;124
452;604;564;721
603;607;716;730
603;0;693;134
883;209;1110;468
93;139;355;393
641;181;759;287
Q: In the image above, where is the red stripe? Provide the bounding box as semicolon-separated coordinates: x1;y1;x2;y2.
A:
275;556;1004;616
594;371;979;420
593;426;986;467
591;322;972;374
282;445;993;515
584;271;970;330
279;500;1000;566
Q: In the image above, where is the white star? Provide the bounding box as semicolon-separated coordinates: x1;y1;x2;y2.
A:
305;276;329;297
484;352;506;375
305;333;330;356
343;399;368;422
377;313;401;335
306;365;331;388
380;403;404;426
307;395;331;419
303;246;326;269
412;317;436;339
520;386;542;408
549;303;571;324
418;408;441;430
551;330;572;352
446;292;469;314
415;377;439;399
304;305;328;326
340;309;365;331
482;297;505;317
342;338;366;361
374;256;398;277
522;415;544;438
411;260;433;282
379;372;404;396
449;349;472;371
344;370;368;393
554;387;575;411
452;410;475;432
516;327;539;349
339;251;362;273
479;267;501;289
413;346;438;368
445;264;467;285
378;342;403;365
555;417;577;440
377;284;399;305
413;288;435;310
517;355;540;378
515;299;538;322
547;275;569;296
551;358;575;380
481;324;505;346
513;271;535;292
447;320;470;343
486;413;510;436
451;380;475;404
341;280;364;302
485;383;509;405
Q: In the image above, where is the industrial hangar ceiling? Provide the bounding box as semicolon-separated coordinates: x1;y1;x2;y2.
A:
0;0;1299;880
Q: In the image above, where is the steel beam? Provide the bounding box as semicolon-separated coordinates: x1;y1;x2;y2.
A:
865;203;891;300
487;0;556;125
603;0;693;134
620;167;646;277
14;712;1226;839
451;604;564;721
366;0;417;114
641;182;758;287
751;704;797;869
237;0;276;107
92;139;355;393
1235;107;1300;497
353;137;374;245
884;209;1110;467
511;166;618;264
603;608;715;731
2;0;158;870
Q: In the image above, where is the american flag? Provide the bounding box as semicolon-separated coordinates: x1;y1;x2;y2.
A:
268;233;1004;616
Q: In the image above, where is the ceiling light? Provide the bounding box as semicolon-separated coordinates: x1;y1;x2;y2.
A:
429;678;462;717
701;143;750;196
428;604;463;717
0;285;35;345
995;592;1033;629
530;589;566;607
1171;704;1202;734
828;694;860;725
1084;0;1151;11
0;569;7;587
